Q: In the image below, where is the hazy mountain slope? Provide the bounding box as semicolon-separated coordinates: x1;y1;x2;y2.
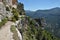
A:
25;7;60;38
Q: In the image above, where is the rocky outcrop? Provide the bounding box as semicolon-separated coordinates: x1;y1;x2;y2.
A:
0;2;6;21
16;28;22;40
12;0;17;5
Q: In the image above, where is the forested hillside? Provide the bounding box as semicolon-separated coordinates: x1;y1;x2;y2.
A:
25;7;60;38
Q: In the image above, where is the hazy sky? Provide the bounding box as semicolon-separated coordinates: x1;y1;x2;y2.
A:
18;0;60;11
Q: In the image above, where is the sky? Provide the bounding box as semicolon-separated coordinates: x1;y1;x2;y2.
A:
18;0;60;11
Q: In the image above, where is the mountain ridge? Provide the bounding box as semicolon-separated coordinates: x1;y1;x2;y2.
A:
25;7;60;12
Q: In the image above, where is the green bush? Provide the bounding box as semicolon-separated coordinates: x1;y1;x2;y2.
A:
0;18;7;28
12;8;19;21
11;17;16;22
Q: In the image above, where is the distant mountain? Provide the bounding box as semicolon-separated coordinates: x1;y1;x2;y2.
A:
26;7;60;18
25;7;60;38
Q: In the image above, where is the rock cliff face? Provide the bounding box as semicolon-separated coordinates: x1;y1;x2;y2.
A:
0;2;6;21
0;0;18;21
0;0;2;2
12;0;17;5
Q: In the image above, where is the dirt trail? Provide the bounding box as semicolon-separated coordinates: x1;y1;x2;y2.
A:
0;21;14;40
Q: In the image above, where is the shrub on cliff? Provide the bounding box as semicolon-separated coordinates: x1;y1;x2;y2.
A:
0;18;7;28
12;8;19;21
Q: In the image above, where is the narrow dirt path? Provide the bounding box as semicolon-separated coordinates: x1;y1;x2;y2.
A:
0;21;14;40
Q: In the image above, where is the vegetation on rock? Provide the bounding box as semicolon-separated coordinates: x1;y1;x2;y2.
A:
17;3;25;15
10;25;20;40
11;8;19;22
0;18;7;28
19;17;60;40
